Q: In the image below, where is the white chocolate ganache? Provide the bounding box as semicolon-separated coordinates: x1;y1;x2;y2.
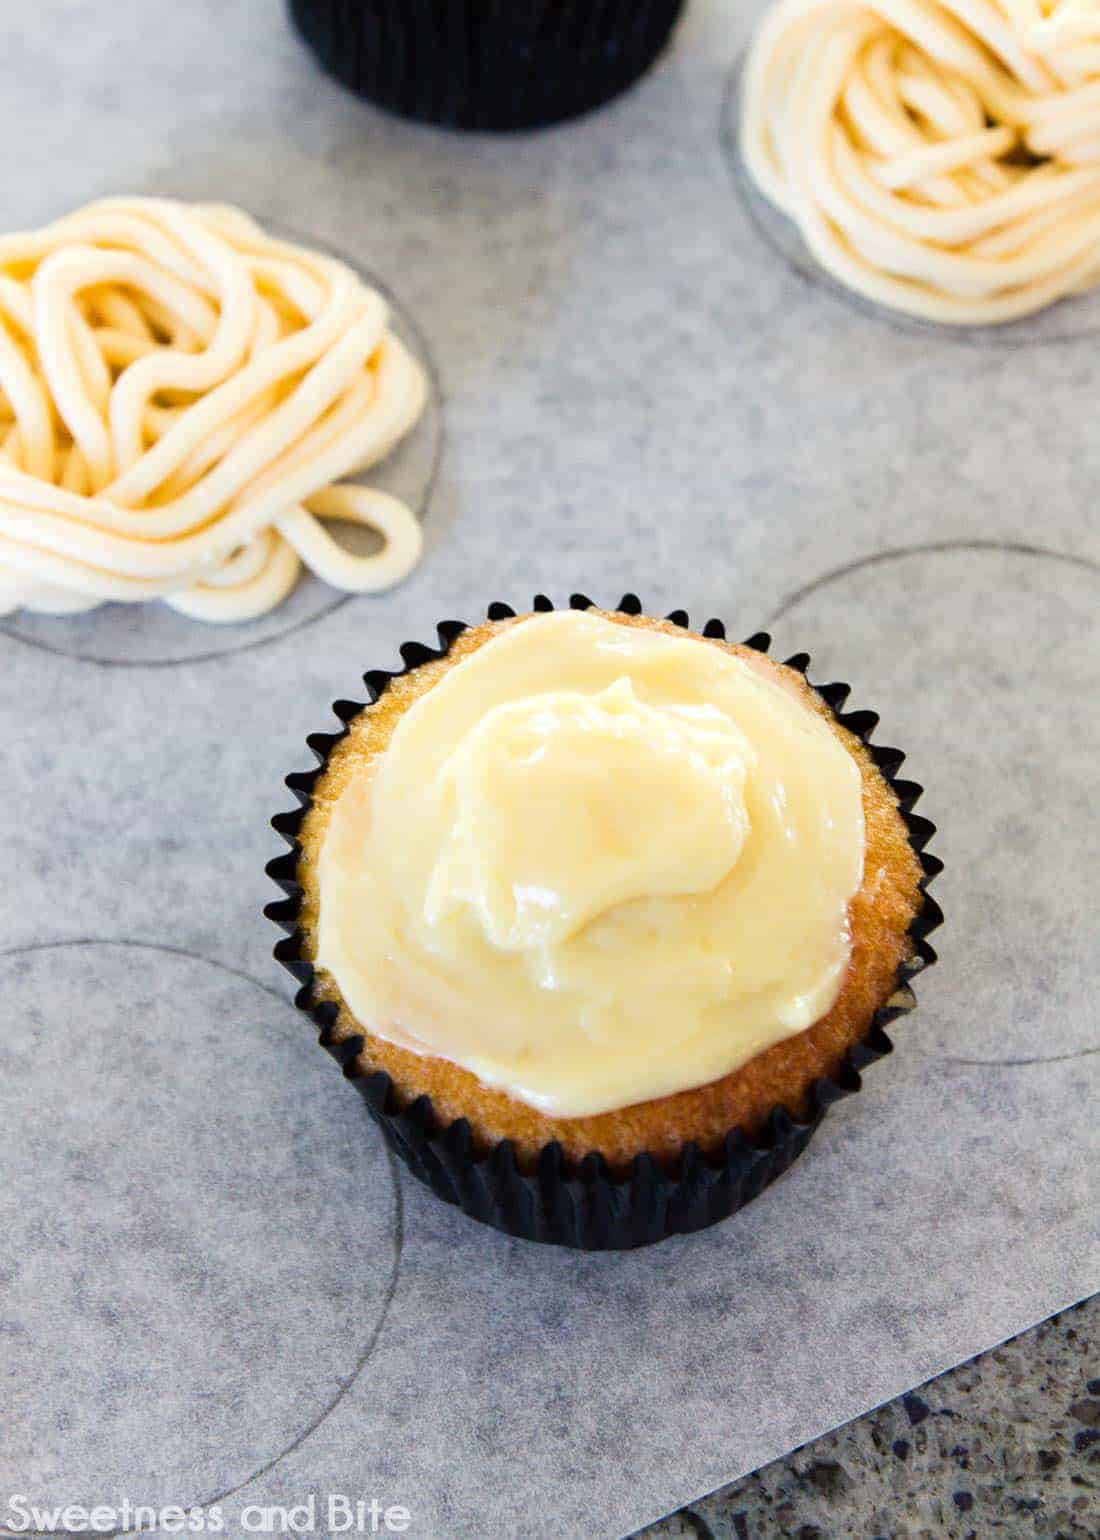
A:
317;612;866;1118
742;0;1100;324
0;198;426;622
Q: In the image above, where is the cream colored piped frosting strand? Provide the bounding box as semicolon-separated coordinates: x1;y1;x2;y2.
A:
742;0;1100;322
0;198;427;621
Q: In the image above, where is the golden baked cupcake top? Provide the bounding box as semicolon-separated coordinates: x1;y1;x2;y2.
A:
296;608;924;1169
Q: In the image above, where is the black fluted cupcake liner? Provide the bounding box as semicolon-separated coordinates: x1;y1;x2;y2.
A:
265;593;943;1249
286;0;686;132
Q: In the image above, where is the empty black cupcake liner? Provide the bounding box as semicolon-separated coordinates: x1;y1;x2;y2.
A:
265;593;943;1249
286;0;686;132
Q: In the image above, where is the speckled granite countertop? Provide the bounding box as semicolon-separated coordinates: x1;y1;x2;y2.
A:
642;1295;1097;1539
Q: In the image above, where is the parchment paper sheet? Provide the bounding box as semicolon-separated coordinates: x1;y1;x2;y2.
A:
1;3;1097;1536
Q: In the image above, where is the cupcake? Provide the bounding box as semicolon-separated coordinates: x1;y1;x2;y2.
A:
267;596;941;1248
286;0;686;132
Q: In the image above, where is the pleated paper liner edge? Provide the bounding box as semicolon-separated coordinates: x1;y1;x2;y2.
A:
286;0;687;132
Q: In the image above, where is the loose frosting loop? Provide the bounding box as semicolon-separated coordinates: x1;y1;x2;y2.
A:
317;612;867;1118
742;0;1100;323
0;198;428;621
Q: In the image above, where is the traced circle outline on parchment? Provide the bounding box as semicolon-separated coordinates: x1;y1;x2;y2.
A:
718;54;1100;349
765;536;1100;1070
0;937;405;1540
0;234;445;669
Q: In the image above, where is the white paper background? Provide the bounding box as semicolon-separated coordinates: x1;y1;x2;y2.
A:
1;3;1097;1537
